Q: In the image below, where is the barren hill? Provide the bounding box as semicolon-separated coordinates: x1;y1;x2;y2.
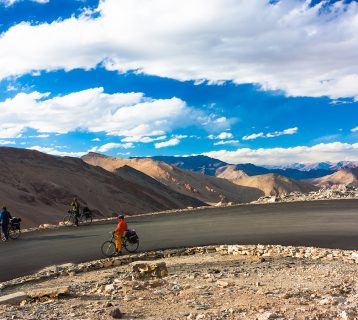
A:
0;148;203;227
82;153;263;204
215;165;249;180
231;173;317;197
307;168;358;188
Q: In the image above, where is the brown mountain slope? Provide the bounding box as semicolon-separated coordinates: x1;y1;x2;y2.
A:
215;165;249;180
0;147;204;227
231;173;317;197
307;168;358;187
82;153;264;204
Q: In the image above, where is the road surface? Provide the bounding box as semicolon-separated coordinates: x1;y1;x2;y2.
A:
1;200;358;282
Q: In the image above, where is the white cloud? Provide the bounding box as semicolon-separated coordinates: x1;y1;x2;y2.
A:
242;132;264;141
243;127;298;140
1;0;49;6
351;127;358;133
30;134;50;138
0;87;199;138
155;138;180;149
214;140;239;146
0;0;358;99
91;138;101;141
209;132;234;140
217;132;234;140
28;146;87;157
204;142;358;165
95;142;134;152
0;140;15;145
121;135;166;143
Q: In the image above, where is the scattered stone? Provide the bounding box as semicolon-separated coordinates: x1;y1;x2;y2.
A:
109;307;122;319
130;261;168;280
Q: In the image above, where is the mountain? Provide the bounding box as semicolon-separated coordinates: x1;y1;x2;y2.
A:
232;174;318;197
137;156;334;180
215;165;249;180
82;153;264;204
134;155;228;176
0;147;204;227
307;168;358;188
265;161;358;172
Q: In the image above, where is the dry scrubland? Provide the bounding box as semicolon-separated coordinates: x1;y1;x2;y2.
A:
0;245;357;320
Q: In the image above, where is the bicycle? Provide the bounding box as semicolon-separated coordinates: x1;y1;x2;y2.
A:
101;230;139;257
62;207;93;226
0;217;21;241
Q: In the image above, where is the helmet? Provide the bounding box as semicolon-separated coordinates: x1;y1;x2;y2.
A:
118;215;124;220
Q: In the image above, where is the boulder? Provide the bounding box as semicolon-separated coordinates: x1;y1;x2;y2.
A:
109;308;123;319
0;292;28;305
130;261;168;280
27;286;70;299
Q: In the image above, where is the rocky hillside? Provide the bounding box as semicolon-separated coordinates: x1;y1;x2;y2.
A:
231;173;317;197
82;153;263;204
307;168;358;188
0;148;203;227
215;165;248;180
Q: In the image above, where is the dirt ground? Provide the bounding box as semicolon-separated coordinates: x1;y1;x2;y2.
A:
0;253;357;320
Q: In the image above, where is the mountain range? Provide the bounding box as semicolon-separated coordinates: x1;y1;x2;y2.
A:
136;155;337;180
1;147;357;228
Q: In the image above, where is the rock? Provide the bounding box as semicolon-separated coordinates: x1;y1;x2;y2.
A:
0;292;28;305
257;312;281;320
130;261;168;280
216;280;229;288
109;307;122;319
104;284;115;294
27;286;70;299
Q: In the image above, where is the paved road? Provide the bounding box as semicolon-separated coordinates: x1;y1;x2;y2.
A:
1;200;358;282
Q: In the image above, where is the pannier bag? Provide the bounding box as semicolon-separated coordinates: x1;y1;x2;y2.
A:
126;229;138;243
82;207;92;218
11;217;21;229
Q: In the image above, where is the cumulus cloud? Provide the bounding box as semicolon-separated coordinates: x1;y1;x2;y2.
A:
214;140;239;146
204;142;358;165
243;127;298;140
95;142;134;152
0;87;199;138
0;0;358;99
29;134;50;138
28;146;87;157
1;0;49;6
0;140;15;145
121;135;167;143
155;138;180;149
209;132;234;140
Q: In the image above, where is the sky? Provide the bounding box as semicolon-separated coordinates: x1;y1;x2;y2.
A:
0;0;358;165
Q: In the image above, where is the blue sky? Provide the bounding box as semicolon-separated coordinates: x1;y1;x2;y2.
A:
0;0;358;165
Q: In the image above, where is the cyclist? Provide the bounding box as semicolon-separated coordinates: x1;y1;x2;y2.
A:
70;197;80;227
0;206;12;241
114;215;128;255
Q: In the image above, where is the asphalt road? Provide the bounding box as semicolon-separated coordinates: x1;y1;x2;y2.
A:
1;200;358;282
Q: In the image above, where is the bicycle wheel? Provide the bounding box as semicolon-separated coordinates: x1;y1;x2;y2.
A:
62;215;74;226
79;214;93;226
101;241;116;257
8;226;20;240
123;238;139;253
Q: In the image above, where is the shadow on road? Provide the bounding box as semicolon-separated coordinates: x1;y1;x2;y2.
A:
25;234;98;241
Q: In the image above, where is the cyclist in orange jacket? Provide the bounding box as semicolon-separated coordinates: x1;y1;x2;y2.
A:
114;215;128;255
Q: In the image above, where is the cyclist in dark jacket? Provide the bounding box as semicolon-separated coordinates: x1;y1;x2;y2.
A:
0;207;12;241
